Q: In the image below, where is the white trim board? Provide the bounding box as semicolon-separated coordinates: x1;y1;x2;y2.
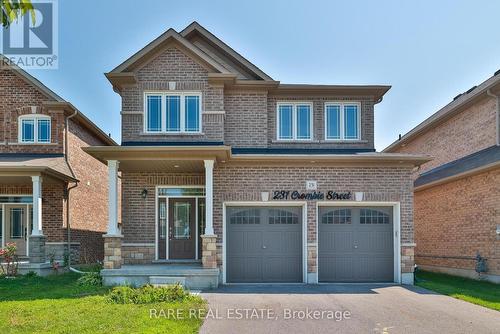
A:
315;201;401;284
222;201;308;284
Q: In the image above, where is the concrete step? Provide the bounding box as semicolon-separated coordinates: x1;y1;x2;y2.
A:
151;259;202;265
149;276;186;286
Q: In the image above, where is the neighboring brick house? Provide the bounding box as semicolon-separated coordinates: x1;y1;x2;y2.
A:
384;71;500;283
85;22;429;288
0;57;117;274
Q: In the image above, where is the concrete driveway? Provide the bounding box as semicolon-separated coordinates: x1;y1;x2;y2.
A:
200;284;500;334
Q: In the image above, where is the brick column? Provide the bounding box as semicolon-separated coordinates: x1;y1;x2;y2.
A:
103;236;122;269
201;235;217;269
29;235;46;263
401;244;415;284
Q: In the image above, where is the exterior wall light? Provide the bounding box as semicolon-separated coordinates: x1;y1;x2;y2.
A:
141;189;148;199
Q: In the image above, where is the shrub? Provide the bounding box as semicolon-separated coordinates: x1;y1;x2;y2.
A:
0;243;19;276
25;271;39;278
77;271;103;286
107;284;192;304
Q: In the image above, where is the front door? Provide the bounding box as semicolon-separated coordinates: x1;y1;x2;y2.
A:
4;205;30;257
168;198;196;259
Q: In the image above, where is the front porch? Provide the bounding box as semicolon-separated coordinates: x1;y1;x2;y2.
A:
84;145;230;289
0;155;78;268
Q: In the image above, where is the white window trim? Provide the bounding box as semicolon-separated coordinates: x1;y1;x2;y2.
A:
143;91;203;134
18;114;51;144
324;102;361;141
276;102;314;141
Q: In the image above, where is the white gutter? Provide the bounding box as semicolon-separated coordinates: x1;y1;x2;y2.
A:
486;89;500;146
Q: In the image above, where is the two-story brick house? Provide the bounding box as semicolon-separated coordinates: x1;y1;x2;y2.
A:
86;22;429;288
385;71;500;283
0;57;116;274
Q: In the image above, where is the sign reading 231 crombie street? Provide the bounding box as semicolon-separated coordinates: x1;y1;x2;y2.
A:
272;190;351;201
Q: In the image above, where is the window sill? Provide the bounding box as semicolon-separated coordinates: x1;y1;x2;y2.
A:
140;132;205;136
320;139;368;144
9;142;57;145
272;139;320;143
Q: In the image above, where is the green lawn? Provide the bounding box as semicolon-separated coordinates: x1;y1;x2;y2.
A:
416;270;500;311
0;273;206;333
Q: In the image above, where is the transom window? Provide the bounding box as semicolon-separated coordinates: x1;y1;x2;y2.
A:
277;102;313;140
18;115;51;143
229;209;261;225
360;209;390;224
268;209;299;224
144;92;202;133
321;209;352;224
325;102;360;140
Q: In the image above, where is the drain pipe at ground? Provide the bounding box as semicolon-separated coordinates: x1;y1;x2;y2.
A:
64;108;79;272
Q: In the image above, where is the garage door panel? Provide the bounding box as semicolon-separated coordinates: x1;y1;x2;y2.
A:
263;256;302;282
357;231;393;252
244;231;263;254
264;231;302;254
228;256;262;282
319;231;354;254
319;256;354;281
227;206;303;283
358;256;393;281
318;207;394;283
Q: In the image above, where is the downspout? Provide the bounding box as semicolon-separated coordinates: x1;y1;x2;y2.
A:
65;108;79;268
486;89;500;146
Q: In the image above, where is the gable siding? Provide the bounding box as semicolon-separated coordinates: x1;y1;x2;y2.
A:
393;96;497;173
121;47;224;143
0;69;64;154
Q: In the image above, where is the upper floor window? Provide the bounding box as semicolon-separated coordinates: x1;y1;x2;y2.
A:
144;92;202;133
324;102;360;140
276;102;313;140
18;115;51;143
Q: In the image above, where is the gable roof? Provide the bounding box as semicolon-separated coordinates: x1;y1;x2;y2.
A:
109;28;230;74
180;21;273;81
384;69;500;152
1;55;117;146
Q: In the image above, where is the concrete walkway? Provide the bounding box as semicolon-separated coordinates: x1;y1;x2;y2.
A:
200;284;500;334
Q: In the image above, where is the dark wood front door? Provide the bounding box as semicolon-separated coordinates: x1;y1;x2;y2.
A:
168;198;196;259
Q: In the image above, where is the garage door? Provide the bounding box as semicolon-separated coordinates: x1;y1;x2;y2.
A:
318;207;394;282
226;206;303;283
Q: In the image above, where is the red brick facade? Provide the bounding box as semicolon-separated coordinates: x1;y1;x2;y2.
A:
0;67;113;264
414;169;500;277
389;90;500;282
395;96;497;173
119;165;416;280
103;23;420;285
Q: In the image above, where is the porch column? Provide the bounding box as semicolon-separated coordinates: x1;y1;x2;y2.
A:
103;160;122;270
204;160;214;235
106;160;120;236
31;176;43;236
201;160;217;269
30;176;46;263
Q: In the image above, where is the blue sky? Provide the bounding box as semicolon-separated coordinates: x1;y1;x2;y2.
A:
25;0;500;150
